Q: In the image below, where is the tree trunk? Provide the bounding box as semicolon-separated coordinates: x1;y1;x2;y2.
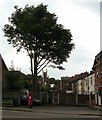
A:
33;51;38;92
30;52;38;107
29;54;34;92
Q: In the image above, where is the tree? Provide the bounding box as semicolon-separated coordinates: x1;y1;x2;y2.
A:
3;4;75;92
49;78;55;84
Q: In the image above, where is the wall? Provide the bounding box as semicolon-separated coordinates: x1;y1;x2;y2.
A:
2;92;20;106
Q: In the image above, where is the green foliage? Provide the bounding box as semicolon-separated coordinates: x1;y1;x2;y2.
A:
3;3;74;67
6;71;22;91
5;71;30;91
49;78;55;84
41;84;50;92
20;80;31;90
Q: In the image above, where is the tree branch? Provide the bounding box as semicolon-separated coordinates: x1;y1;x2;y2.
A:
27;49;34;76
37;61;50;74
37;59;48;70
37;54;46;65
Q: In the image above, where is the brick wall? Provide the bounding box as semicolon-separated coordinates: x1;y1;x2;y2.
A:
95;62;102;87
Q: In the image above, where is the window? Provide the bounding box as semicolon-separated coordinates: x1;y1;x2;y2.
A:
96;72;99;79
91;79;92;85
90;77;92;85
85;83;87;86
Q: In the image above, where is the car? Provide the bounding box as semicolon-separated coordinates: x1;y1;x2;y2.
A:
20;94;41;106
20;94;28;106
33;98;41;106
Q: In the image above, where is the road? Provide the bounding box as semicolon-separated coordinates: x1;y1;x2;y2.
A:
1;106;102;119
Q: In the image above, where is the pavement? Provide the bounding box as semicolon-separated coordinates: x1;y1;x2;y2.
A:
1;104;102;113
1;105;102;120
1;106;102;120
89;105;102;111
2;106;32;112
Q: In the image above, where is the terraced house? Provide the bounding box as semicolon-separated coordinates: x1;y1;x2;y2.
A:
88;71;95;95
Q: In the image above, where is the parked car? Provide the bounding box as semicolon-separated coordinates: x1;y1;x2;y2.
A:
33;98;41;106
20;94;41;106
20;94;28;106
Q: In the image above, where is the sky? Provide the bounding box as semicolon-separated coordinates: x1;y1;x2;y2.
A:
0;0;101;79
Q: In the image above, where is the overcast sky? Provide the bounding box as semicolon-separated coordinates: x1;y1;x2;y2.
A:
0;0;101;79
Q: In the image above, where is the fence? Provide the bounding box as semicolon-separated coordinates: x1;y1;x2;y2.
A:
59;92;76;105
2;91;95;106
40;92;92;105
89;94;95;105
77;94;89;104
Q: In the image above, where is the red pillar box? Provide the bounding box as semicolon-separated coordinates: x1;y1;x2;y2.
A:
28;92;33;108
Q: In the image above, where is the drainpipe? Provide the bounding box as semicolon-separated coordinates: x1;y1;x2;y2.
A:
52;92;54;104
76;93;78;105
58;93;59;104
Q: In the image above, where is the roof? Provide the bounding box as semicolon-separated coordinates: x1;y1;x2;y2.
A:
0;54;8;70
8;70;26;77
95;50;102;58
61;77;69;81
61;72;89;83
92;50;102;70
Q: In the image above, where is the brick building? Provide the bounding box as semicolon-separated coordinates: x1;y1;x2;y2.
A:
92;50;102;106
74;72;89;94
60;72;89;94
42;70;49;85
60;77;73;93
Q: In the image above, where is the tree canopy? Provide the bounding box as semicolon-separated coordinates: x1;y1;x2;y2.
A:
3;4;75;91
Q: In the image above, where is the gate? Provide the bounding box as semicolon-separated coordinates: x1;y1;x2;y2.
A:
41;92;48;104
